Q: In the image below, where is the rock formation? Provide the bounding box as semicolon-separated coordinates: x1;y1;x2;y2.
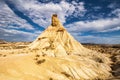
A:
0;14;112;80
29;14;86;57
28;14;112;79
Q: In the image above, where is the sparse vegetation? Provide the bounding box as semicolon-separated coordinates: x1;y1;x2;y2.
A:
0;13;119;80
49;78;53;80
35;54;40;57
82;43;120;54
42;54;46;57
94;57;103;63
3;55;6;57
82;43;120;79
0;42;30;50
36;59;46;64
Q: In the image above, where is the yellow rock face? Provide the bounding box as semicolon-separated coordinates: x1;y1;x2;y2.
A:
0;14;112;80
29;14;85;57
51;14;60;26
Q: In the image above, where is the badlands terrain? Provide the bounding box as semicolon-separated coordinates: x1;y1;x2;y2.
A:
83;43;120;79
0;14;119;80
0;41;120;79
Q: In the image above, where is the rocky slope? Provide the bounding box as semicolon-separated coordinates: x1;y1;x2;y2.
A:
0;14;112;80
83;44;120;79
0;39;7;44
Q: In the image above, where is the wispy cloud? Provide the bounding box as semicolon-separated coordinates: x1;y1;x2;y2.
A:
75;35;120;44
0;1;34;30
7;0;86;27
93;6;102;11
111;8;120;17
99;26;120;32
66;17;120;32
0;28;38;41
0;0;120;44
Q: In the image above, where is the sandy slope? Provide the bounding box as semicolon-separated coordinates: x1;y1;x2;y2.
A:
0;14;112;80
0;53;111;80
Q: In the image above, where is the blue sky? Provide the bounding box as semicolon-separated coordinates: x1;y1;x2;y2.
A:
0;0;120;44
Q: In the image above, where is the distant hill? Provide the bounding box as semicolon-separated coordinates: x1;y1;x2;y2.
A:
82;43;120;48
0;14;111;80
0;39;7;44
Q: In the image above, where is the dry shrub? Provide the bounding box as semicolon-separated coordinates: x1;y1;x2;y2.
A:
3;55;6;57
94;57;104;63
36;54;40;57
0;54;2;56
36;59;46;64
49;78;53;80
42;54;46;57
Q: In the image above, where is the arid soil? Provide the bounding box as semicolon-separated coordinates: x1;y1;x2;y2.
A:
82;43;120;79
0;41;119;79
0;41;30;50
0;15;118;80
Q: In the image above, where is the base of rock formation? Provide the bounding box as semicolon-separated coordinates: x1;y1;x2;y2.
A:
0;14;112;80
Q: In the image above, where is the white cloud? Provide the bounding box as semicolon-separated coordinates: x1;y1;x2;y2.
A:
99;26;120;32
93;6;102;11
0;0;86;42
108;2;119;9
66;16;120;32
108;3;116;9
0;0;120;44
0;1;34;30
8;0;86;27
111;8;120;17
74;35;120;44
0;0;41;41
0;28;39;41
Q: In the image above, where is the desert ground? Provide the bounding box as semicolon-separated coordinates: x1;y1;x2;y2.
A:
0;15;119;80
83;43;120;79
0;40;119;79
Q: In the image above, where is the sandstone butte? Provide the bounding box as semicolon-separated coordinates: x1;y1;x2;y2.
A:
0;14;112;80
